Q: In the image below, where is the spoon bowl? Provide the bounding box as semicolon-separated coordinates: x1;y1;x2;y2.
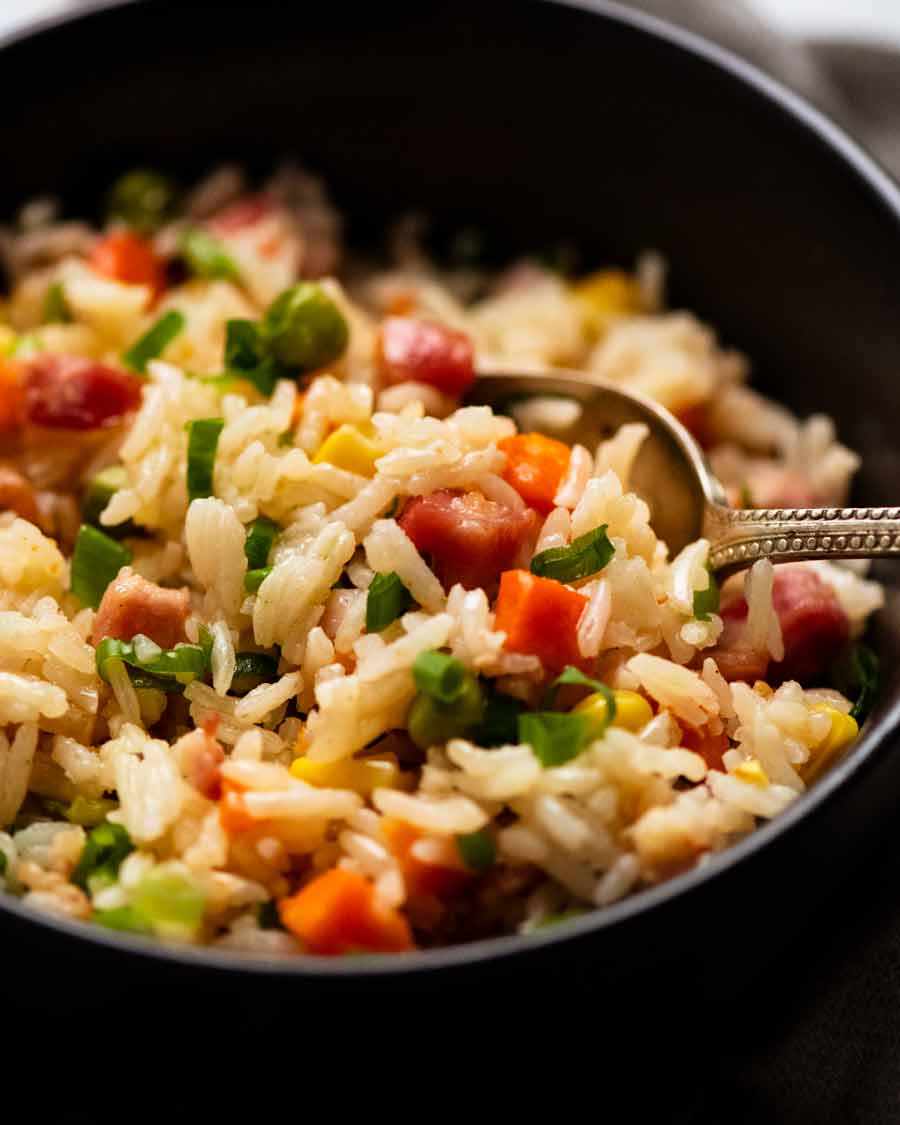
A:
470;369;900;577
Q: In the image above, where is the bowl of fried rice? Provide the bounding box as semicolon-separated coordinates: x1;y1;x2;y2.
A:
1;0;899;993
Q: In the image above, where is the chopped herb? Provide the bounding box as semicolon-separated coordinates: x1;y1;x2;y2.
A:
412;650;467;704
63;796;118;827
531;524;615;583
107;169;178;234
693;569;720;622
129;862;205;941
456;829;495;872
180;227;240;282
96;634;211;689
244;517;280;570
122;309;185;373
518;710;590;767
231;652;279;695
42;281;72;324
832;642;880;725
476;691;524;747
185;417;224;503
258;900;286;930
407;676;485;750
70;524;133;609
224;318;281;397
71;821;135;893
244;567;272;593
94;906;151;934
366;571;413;632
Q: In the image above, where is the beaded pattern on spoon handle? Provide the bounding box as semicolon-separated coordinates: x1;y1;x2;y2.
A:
705;505;900;578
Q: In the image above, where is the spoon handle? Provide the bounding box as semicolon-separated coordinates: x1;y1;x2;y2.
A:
705;504;900;578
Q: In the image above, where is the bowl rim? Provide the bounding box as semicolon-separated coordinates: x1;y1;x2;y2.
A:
2;0;900;978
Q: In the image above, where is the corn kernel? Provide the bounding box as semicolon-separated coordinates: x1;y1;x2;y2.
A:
574;689;653;737
752;680;774;699
571;269;641;338
803;705;859;783
290;753;405;797
312;424;385;478
733;758;769;787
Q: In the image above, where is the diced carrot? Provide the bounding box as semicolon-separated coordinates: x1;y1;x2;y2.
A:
88;231;166;301
498;433;571;515
219;779;255;835
382;818;471;900
679;725;730;771
494;569;589;673
0;358;25;434
278;868;414;955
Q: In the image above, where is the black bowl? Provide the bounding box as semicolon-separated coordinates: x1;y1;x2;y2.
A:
2;0;900;1011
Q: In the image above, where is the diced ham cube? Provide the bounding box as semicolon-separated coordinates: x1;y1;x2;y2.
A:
180;723;225;801
399;488;537;590
24;355;142;431
91;567;190;650
710;567;849;685
376;317;476;397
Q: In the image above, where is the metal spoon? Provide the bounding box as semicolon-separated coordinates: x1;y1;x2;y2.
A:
468;369;900;579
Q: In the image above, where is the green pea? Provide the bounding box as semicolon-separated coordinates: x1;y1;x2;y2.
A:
407;675;485;750
107;169;178;234
262;282;349;372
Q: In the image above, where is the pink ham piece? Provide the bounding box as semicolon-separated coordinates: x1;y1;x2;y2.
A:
180;720;225;801
23;355;142;431
91;567;190;650
710;567;849;685
399;488;537;591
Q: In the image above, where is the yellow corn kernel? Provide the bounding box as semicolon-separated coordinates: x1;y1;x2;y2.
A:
574;689;653;737
752;680;774;699
571;269;642;338
733;758;769;787
290;753;405;797
803;705;859;783
312;424;385;478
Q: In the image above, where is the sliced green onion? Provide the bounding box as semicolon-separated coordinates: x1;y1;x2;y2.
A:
63;796;118;828
258;900;286;930
832;642;880;725
544;665;617;732
693;569;720;622
81;465;143;540
456;829;495;872
518;710;589;768
261;282;349;372
366;571;413;633
244;566;272;593
122;309;185;374
476;691;524;747
224;318;281;397
231;652;279;695
94;905;151;934
96;635;211;688
70;524;133;609
71;820;135;893
186;417;224;503
532;907;587;930
180;227;240;282
407;676;485;750
107;169;178;234
530;524;615;584
244;516;280;570
412;650;467;703
129;862;205;940
0;851;7;876
42;281;72;324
